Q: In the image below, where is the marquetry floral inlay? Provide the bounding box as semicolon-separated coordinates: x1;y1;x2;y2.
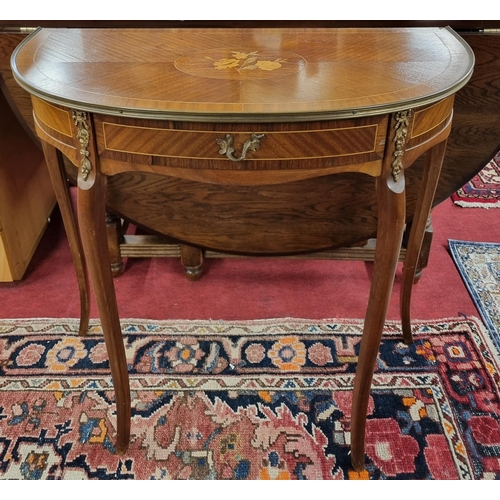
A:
208;51;287;73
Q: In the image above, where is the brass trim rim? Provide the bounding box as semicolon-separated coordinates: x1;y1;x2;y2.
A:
11;27;475;124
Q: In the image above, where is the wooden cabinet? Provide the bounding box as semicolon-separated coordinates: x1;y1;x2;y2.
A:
0;31;55;281
0;86;55;281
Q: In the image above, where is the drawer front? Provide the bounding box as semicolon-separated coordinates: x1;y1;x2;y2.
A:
95;115;388;175
32;96;73;138
31;97;78;163
407;96;455;149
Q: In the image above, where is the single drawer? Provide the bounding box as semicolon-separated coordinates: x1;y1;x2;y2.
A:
95;115;388;175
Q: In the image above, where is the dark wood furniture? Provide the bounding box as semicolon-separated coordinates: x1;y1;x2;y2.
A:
3;22;500;282
12;27;473;470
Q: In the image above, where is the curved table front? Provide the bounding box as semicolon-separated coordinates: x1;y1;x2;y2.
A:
11;27;474;471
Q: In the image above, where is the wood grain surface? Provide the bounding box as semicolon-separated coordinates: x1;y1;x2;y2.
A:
12;28;473;120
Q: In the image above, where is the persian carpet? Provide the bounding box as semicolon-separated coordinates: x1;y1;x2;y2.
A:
1;317;500;480
449;240;500;352
451;151;500;208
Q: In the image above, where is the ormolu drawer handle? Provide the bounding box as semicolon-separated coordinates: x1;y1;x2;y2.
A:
216;133;265;162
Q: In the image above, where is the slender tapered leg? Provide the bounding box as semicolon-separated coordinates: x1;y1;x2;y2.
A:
400;140;447;344
350;175;406;471
402;216;434;284
41;140;90;336
350;110;408;472
77;173;131;454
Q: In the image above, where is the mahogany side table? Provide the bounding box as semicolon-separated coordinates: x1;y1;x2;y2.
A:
12;27;474;471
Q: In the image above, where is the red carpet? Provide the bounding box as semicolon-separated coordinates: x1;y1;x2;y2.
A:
1;316;499;479
1;197;499;323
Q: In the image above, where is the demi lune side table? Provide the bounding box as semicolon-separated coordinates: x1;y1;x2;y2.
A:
11;27;474;471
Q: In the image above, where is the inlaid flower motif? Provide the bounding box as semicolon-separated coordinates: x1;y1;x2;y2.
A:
245;343;266;364
16;343;46;366
45;337;87;372
232;51;252;60
214;58;239;70
268;336;306;371
255;60;282;71
164;337;205;373
307;342;333;366
450;370;485;393
211;51;286;73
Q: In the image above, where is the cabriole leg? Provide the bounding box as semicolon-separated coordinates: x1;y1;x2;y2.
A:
400;140;447;344
41;140;90;336
350;175;406;471
77;173;131;454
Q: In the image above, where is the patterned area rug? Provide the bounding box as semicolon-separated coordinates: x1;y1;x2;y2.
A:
1;317;500;480
451;152;500;208
449;240;500;354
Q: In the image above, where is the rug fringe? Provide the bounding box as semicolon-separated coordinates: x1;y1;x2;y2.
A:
452;200;500;208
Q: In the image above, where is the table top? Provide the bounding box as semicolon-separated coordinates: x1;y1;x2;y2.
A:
12;27;474;122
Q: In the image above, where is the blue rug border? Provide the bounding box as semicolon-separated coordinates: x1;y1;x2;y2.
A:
448;239;500;352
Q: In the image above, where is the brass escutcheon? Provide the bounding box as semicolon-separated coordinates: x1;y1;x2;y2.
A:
216;133;265;162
